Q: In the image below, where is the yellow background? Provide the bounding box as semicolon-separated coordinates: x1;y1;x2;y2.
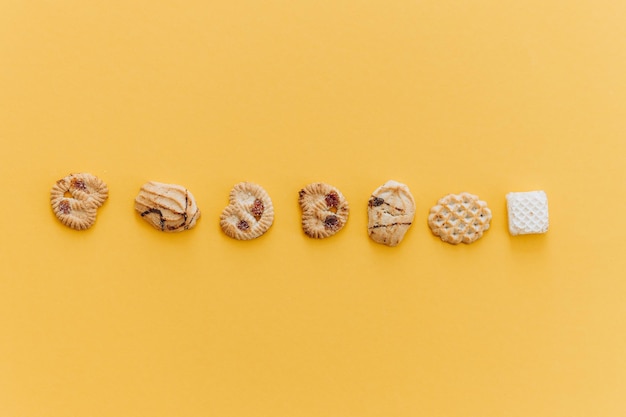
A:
1;0;625;416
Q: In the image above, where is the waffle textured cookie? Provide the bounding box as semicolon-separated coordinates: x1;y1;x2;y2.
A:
298;183;349;239
220;182;274;240
367;180;415;247
50;173;108;230
506;191;549;235
428;192;491;244
135;181;200;232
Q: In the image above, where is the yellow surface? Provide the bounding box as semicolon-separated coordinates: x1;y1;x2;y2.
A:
1;1;625;416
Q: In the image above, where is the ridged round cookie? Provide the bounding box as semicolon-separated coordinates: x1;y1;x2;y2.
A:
50;173;108;230
220;182;274;240
428;192;491;244
135;181;201;232
367;180;415;247
298;183;349;239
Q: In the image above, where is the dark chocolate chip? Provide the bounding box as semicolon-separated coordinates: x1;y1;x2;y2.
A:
368;197;384;207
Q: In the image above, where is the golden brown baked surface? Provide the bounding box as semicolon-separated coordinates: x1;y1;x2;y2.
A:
298;182;349;239
428;192;491;244
50;173;108;230
135;181;200;232
220;182;274;240
367;180;415;247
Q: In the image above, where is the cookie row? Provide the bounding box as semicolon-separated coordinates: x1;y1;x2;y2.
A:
50;174;549;244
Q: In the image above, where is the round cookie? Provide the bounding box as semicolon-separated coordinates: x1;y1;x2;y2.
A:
220;182;274;240
428;192;491;244
298;183;349;238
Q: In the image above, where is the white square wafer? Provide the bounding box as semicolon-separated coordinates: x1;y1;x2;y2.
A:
506;191;549;236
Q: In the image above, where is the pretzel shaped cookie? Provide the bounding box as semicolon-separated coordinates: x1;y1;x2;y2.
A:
298;183;349;238
50;173;109;230
220;182;274;240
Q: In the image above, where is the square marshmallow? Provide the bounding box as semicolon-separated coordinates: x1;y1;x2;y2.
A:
506;191;549;236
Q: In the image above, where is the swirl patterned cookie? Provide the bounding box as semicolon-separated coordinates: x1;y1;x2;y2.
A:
298;182;349;239
135;181;200;232
50;173;108;230
220;182;274;240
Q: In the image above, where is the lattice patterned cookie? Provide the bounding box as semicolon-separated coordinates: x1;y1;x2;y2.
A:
428;192;491;244
220;182;274;240
506;191;549;235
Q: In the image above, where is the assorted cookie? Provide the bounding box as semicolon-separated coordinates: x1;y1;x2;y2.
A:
428;192;491;245
367;180;415;246
135;181;200;232
298;182;349;238
51;174;548;245
220;182;274;240
506;191;549;236
50;173;108;230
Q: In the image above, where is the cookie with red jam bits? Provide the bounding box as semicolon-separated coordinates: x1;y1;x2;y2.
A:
298;183;349;238
220;182;274;240
50;173;108;230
